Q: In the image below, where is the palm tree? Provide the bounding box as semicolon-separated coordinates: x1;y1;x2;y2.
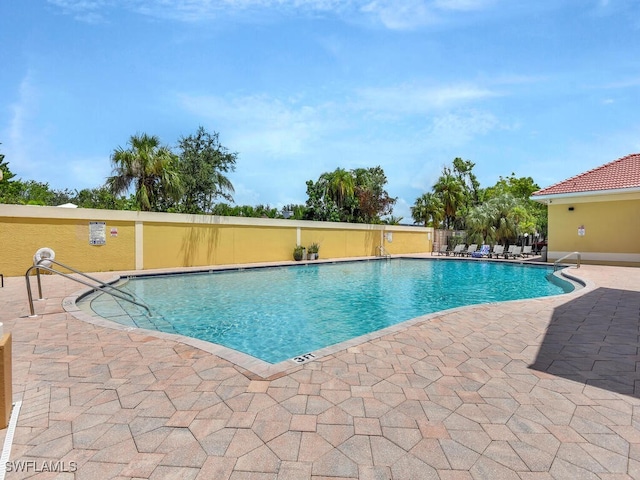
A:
488;194;520;245
383;215;404;225
433;171;464;229
107;134;182;211
466;202;496;245
411;192;444;227
326;168;355;209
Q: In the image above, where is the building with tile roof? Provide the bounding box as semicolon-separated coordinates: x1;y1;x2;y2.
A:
531;153;640;266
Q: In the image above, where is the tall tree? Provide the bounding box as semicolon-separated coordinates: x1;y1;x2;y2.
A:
305;169;350;222
433;168;464;229
0;147;22;204
305;166;395;223
326;168;355;210
107;133;182;211
465;202;496;245
485;173;547;238
411;192;444;227
452;157;481;206
75;186;132;210
488;193;521;245
175;126;237;214
10;180;56;206
352;166;396;224
281;204;307;220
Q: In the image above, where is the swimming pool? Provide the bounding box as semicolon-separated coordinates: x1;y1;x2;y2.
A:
81;258;575;364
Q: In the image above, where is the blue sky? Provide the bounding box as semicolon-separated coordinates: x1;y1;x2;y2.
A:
1;0;639;220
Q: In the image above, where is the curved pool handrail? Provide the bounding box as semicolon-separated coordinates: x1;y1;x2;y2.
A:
25;263;151;317
42;258;136;299
554;251;581;271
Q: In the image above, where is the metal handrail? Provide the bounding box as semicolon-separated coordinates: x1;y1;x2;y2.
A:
554;251;581;271
25;261;151;317
43;258;136;299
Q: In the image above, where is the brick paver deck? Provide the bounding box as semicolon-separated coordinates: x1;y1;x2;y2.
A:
1;258;639;479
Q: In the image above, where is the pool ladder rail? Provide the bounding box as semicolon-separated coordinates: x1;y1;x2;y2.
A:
378;245;392;258
25;258;152;317
553;251;581;272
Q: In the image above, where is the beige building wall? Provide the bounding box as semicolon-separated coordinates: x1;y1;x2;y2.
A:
0;204;433;276
546;193;640;266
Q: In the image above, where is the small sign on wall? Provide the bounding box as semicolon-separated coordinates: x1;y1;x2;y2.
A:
578;225;585;236
110;227;118;237
89;221;106;245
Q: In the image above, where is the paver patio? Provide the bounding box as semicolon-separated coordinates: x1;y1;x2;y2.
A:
0;257;639;479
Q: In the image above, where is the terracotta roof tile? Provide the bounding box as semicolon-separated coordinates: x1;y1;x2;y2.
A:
532;153;640;196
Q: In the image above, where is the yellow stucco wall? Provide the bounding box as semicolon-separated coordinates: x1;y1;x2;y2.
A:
382;228;432;255
1;205;434;276
299;226;431;258
300;227;379;258
0;215;135;276
547;197;640;266
143;223;297;268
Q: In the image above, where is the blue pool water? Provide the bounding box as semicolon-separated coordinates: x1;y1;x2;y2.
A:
85;259;574;364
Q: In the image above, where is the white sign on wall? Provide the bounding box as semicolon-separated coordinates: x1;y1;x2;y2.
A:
578;225;585;236
89;221;107;245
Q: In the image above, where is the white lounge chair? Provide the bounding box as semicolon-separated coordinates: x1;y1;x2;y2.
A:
449;244;465;256
436;244;449;255
463;244;478;256
505;246;522;259
522;245;533;257
490;245;504;258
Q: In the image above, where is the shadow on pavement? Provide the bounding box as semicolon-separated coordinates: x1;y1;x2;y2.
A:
530;287;640;398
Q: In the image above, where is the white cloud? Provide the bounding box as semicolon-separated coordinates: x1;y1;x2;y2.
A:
46;0;499;27
361;0;500;29
426;109;503;146
601;76;640;89
4;73;44;180
178;93;341;158
46;0;110;23
361;0;439;29
177;81;499;165
48;0;359;22
432;0;495;11
175;80;505;208
356;83;498;115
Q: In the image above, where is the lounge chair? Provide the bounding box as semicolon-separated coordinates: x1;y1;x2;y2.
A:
522;245;533;257
463;244;478;256
490;245;504;258
436;244;449;256
471;244;490;258
449;244;465;256
505;246;522;259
